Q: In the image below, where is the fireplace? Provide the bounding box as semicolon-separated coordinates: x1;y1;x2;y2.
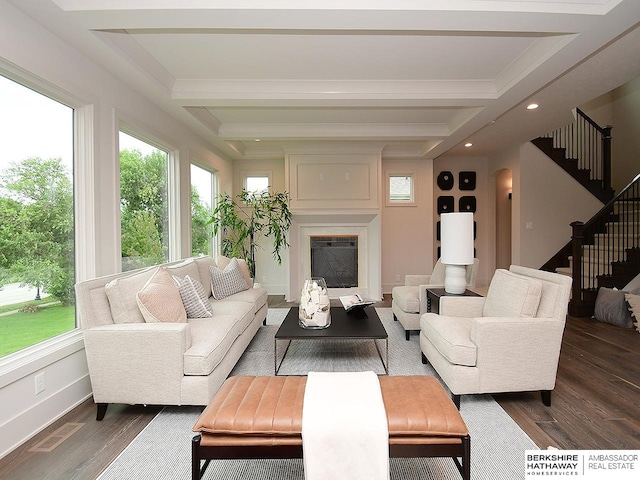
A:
288;212;382;301
310;235;358;288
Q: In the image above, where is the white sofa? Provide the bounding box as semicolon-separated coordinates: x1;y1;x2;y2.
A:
75;255;267;420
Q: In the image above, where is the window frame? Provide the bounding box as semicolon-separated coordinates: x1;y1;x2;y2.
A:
386;171;417;206
190;162;218;258
0;66;86;374
242;171;271;196
117;127;179;270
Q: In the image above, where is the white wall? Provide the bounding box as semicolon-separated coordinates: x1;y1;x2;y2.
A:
611;76;640;190
512;143;603;269
0;0;232;458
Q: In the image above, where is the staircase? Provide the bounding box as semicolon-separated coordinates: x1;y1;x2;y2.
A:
531;108;614;204
534;108;640;316
556;177;640;317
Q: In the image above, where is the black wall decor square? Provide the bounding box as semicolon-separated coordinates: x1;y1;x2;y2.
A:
437;196;454;214
437;171;454;190
459;196;476;213
436;221;441;241
459;171;476;190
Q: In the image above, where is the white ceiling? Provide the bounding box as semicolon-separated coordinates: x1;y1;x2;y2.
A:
11;0;640;161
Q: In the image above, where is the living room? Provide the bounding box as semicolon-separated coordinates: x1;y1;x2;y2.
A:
1;1;639;477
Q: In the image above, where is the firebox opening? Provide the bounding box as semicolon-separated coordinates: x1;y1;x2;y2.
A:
310;235;358;288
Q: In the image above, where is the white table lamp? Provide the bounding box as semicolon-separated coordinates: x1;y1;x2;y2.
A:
441;212;474;294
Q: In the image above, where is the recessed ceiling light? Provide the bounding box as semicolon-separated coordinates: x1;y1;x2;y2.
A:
464;142;473;148
527;103;539;110
254;138;261;142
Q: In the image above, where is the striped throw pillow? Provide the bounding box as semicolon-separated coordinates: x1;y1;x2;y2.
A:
209;258;249;300
174;275;213;318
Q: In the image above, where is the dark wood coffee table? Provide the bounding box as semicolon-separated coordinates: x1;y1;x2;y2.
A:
274;306;388;375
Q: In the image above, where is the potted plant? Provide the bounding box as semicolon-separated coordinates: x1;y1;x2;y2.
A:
208;189;292;278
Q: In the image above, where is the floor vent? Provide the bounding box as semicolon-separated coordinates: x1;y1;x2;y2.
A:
29;422;85;453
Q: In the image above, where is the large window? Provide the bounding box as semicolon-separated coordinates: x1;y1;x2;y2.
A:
190;164;216;257
0;75;75;358
119;132;169;271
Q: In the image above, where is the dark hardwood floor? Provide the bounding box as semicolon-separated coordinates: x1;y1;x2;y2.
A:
1;295;638;479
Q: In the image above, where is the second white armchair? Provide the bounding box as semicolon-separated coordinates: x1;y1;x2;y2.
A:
392;259;479;340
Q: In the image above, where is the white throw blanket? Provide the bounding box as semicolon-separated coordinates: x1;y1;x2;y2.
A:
302;371;389;480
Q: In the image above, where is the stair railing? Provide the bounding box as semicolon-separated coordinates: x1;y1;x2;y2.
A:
569;173;640;316
540;108;612;193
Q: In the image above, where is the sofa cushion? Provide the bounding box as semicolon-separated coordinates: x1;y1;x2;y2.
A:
175;275;213;318
421;314;476;366
392;285;420;313
217;255;253;288
105;266;157;324
224;285;268;310
194;256;217;297
136;267;187;323
483;269;542;318
166;258;201;283
210;258;250;300
184;302;255;375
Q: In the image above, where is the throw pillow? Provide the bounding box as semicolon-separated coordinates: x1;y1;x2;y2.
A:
483;269;542;318
623;293;640;333
174;275;213;318
210;258;249;299
105;267;157;324
217;254;254;288
593;287;634;328
136;267;187;323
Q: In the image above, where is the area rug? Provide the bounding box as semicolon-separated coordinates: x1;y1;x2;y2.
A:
98;308;537;480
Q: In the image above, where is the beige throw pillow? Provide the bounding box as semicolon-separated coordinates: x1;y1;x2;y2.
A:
136;267;187;323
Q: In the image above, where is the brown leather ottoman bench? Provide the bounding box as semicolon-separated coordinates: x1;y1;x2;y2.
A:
192;375;470;480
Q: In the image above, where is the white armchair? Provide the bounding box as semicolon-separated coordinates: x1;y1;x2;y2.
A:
392;259;479;340
420;265;572;409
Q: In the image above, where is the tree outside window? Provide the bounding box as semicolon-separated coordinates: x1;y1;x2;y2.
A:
0;75;75;358
119;132;169;271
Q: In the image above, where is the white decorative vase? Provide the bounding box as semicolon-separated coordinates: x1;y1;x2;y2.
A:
299;277;331;329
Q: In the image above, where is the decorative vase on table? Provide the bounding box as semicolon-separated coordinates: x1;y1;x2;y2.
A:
299;277;331;329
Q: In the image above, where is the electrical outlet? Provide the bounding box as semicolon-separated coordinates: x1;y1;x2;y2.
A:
345;172;350;180
262;275;267;283
35;372;45;395
526;221;534;230
320;173;325;180
395;274;401;282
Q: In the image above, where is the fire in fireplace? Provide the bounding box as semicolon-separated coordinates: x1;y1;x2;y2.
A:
310;235;358;288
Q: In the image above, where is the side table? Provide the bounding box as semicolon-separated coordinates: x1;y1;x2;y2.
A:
425;288;481;315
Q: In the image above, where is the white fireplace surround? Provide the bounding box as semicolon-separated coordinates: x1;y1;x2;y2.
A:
287;212;382;301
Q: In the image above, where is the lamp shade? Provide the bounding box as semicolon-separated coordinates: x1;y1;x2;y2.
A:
441;212;474;265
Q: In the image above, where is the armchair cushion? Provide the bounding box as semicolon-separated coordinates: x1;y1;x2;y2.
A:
482;269;542;318
421;314;476;366
391;285;420;313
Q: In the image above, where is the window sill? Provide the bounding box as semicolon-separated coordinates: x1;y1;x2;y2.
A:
0;330;85;389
